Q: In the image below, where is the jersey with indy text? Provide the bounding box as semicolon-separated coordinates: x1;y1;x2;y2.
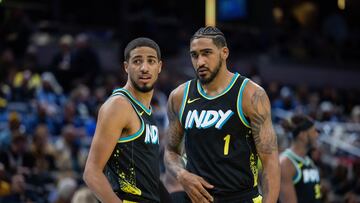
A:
282;149;322;203
179;73;259;196
104;88;160;203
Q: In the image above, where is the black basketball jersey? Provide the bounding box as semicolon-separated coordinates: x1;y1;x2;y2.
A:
281;149;322;203
104;88;160;203
179;73;259;195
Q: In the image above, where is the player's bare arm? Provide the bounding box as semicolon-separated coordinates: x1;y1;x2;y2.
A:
243;81;280;203
83;96;136;203
164;84;185;178
279;156;298;203
164;84;214;203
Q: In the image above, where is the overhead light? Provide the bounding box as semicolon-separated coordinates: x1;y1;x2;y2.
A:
206;0;216;26
338;0;345;10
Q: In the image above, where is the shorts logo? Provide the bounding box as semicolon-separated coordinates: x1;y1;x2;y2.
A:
184;110;233;129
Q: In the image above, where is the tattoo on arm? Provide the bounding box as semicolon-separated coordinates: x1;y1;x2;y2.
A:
261;171;270;198
250;88;280;202
250;89;278;154
166;97;183;153
164;93;185;177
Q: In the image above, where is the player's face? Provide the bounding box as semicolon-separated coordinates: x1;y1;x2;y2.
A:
190;38;228;84
125;46;162;92
307;126;319;149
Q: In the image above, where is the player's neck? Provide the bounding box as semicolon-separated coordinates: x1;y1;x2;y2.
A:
290;144;308;158
200;68;234;97
123;83;153;109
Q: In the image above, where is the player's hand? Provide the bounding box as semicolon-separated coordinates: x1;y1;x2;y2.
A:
177;170;214;203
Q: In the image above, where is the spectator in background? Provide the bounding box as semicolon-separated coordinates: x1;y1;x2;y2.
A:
69;85;91;121
0;50;14;120
151;91;168;135
318;101;339;122
295;85;310;112
349;161;360;197
51;34;75;93
55;124;86;176
25;100;62;136
0;133;35;176
11;68;41;102
273;86;298;111
307;92;320;119
0;112;24;151
1;8;34;59
60;100;85;129
344;192;358;203
0;49;17;85
1;173;43;203
351;106;360;123
30;124;57;174
273;86;299;121
9;45;42;102
87;86;106;120
71;34;100;88
330;164;352;197
267;81;280;103
71;187;97;203
83;87;106;138
36;72;66;118
0;163;11;197
27;125;57;201
53;177;78;203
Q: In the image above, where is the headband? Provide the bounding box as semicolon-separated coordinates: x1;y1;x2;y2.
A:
292;120;314;137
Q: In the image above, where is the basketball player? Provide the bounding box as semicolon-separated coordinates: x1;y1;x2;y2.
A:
83;38;164;203
279;114;322;203
164;26;280;203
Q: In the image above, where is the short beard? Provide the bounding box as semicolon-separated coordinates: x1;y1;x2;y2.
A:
130;77;154;93
197;59;222;84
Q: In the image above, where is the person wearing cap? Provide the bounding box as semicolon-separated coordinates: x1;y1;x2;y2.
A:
279;114;322;203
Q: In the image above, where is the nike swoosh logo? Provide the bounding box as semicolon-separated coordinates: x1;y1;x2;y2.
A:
139;111;144;116
187;98;201;104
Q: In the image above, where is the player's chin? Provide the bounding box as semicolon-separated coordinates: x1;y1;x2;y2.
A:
138;83;155;93
198;75;212;84
197;70;209;78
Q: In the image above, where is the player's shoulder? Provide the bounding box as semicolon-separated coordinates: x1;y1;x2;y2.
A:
242;79;268;104
280;152;296;173
241;78;270;116
243;79;266;95
100;94;133;116
169;81;190;101
168;81;190;113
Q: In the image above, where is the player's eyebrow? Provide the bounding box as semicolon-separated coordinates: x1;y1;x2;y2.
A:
190;48;213;54
132;54;157;59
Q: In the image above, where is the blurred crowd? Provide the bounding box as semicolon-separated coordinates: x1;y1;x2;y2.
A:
0;7;359;203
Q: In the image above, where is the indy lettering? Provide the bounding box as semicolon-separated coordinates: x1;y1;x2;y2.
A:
184;110;234;129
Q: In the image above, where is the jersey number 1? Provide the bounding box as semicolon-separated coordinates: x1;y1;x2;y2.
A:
314;184;321;199
223;134;231;155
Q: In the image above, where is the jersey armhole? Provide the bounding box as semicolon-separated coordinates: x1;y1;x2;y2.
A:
179;81;191;125
282;152;302;184
237;78;251;128
111;92;145;143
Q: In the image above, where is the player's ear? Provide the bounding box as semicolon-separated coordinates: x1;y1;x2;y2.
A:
158;60;162;74
221;47;229;60
124;61;129;73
